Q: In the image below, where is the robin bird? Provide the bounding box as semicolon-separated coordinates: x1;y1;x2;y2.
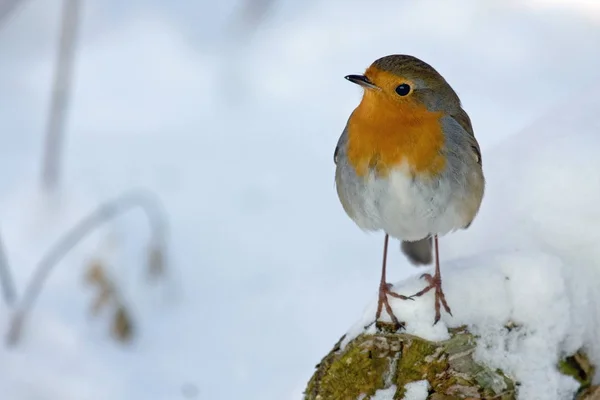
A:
334;54;485;329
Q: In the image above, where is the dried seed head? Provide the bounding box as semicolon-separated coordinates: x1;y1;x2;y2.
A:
84;259;106;286
112;305;134;343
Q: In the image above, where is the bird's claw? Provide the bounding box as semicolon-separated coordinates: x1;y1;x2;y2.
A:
375;282;414;331
410;272;452;325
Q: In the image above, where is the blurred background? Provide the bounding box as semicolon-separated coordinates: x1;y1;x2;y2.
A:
0;0;599;399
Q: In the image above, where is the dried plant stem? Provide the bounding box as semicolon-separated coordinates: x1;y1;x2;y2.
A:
0;0;26;31
0;233;17;307
228;0;275;38
40;0;81;193
5;189;168;346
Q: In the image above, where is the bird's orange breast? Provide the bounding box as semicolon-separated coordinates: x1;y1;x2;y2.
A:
346;91;446;178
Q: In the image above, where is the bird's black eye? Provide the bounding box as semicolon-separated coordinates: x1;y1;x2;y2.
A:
395;84;411;96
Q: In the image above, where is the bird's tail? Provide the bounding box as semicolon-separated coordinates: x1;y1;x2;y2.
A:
401;237;433;265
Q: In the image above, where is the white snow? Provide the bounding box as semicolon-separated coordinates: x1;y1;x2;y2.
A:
0;1;600;400
370;385;398;400
344;251;593;399
402;380;429;400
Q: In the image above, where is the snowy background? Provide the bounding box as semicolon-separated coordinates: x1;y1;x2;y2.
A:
1;0;600;399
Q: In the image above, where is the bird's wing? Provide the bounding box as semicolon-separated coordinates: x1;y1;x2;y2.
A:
451;108;482;166
334;120;350;165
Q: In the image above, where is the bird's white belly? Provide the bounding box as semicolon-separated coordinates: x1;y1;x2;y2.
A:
349;165;467;241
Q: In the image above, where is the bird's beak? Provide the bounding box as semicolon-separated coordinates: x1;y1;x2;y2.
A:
344;74;379;90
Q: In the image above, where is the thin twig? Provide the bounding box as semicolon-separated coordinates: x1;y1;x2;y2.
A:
40;0;81;193
5;189;168;346
227;0;276;39
0;0;26;32
0;232;17;306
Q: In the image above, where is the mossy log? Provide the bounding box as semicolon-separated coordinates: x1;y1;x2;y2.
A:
304;326;595;400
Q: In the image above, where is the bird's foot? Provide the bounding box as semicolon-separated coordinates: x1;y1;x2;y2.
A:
410;273;452;325
375;283;413;332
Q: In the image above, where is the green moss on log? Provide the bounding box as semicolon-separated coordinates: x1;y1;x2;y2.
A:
304;326;595;400
559;350;595;390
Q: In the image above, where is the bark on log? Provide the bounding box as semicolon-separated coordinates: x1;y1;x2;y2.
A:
304;325;595;400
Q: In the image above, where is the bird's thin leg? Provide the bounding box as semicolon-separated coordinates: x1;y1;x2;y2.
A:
375;234;412;330
409;235;452;324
